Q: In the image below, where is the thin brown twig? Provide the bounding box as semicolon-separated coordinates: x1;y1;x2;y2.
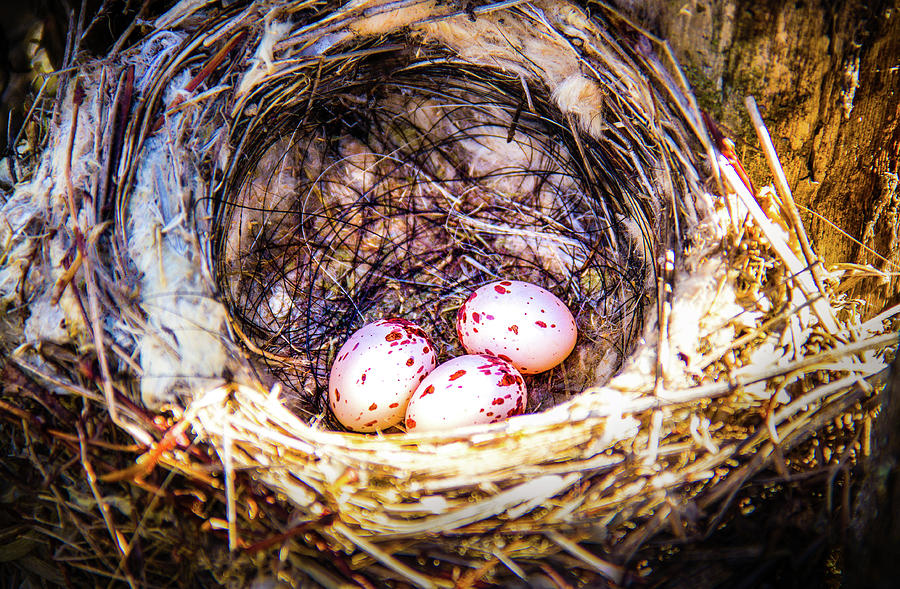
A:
455;555;501;589
47;429;143;452
0;398;37;423
76;421;138;589
546;531;624;585
46;482;114;573
538;562;575;589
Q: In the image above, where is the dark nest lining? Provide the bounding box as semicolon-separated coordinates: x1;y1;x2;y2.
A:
214;44;661;428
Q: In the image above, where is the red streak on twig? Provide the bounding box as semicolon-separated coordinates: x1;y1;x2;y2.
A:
187;30;247;93
702;110;756;195
100;415;194;482
152;30;247;132
241;513;337;554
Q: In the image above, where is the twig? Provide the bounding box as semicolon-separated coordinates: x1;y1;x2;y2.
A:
717;150;839;334
76;422;137;589
538;562;575;589
222;415;238;551
332;521;446;589
745;96;828;293
494;549;528;581
455;555;500;588
545;531;624;585
0;398;36;423
46;481;115;574
795;202;900;273
596;331;895;416
644;410;663;466
242;514;337;553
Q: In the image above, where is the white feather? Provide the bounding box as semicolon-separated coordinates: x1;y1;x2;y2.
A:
128;116;231;407
552;74;606;137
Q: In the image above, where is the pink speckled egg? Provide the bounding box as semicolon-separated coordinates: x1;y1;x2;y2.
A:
456;280;577;374
329;319;437;432
405;354;527;433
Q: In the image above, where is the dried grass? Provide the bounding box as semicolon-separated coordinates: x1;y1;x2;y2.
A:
0;1;896;587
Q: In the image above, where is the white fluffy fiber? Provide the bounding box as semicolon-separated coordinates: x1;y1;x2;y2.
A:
1;28;236;409
124;51;233;408
127;132;231;408
0;78;99;347
607;199;752;393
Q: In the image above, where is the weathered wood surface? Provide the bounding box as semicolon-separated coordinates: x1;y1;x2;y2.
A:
619;0;900;314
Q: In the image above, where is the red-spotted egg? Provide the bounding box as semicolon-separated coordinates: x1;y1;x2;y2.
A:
329;319;437;432
456;280;577;374
405;354;527;432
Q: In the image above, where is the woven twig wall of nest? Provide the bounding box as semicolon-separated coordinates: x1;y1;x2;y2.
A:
1;0;897;587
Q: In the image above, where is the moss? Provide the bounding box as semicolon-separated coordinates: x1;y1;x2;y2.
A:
680;61;723;119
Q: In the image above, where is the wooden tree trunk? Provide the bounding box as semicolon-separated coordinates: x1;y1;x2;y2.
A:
618;1;900;585
620;0;900;313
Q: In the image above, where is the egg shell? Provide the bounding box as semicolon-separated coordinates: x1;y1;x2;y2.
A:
456;280;577;374
405;354;527;433
329;319;437;432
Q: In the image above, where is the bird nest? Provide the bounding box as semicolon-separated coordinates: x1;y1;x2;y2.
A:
0;0;896;587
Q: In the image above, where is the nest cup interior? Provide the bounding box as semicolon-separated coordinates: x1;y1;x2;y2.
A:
214;38;658;430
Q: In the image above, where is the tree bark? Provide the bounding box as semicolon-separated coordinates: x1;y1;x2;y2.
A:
616;0;900;314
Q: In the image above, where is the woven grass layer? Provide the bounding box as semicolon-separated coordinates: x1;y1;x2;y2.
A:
0;1;897;587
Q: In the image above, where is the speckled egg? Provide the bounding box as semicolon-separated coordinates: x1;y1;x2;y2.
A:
456;280;577;374
405;354;527;433
329;319;437;432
